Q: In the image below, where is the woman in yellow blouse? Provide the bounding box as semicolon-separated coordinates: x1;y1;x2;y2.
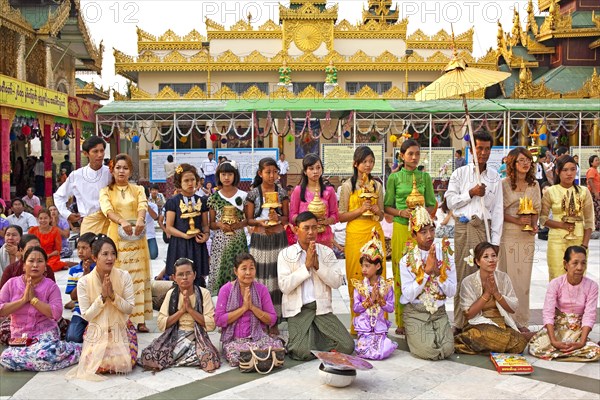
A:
100;154;152;332
540;155;594;281
338;146;385;335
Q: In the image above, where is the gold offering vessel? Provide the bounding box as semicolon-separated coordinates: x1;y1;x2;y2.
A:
179;198;202;235
517;196;537;231
221;205;241;236
405;175;425;209
307;191;326;233
561;190;582;240
358;173;378;217
262;192;282;226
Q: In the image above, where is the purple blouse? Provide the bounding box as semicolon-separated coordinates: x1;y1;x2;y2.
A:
57;217;70;248
0;276;62;338
289;185;339;246
353;285;395;334
543;275;598;328
215;281;277;340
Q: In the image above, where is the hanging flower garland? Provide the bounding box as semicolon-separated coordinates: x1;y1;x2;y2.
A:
195;120;216;135
271;111;293;137
98;122;117;138
231;118;253;138
409;120;430;135
140;124;159;144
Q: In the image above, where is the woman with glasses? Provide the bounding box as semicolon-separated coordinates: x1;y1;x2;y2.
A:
67;235;137;380
498;147;541;331
139;258;220;371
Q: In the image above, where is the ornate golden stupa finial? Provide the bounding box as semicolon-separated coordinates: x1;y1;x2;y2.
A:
497;21;505;49
406;175;425;209
307;192;326;233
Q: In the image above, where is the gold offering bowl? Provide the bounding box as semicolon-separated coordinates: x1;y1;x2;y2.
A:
262;192;282;226
308;194;327;233
517;196;537;232
406;175;425;210
221;205;240;236
561;215;582;240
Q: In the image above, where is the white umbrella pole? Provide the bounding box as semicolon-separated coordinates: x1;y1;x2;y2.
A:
462;95;491;243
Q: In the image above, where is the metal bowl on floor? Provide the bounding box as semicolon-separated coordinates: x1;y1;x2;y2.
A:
318;363;356;387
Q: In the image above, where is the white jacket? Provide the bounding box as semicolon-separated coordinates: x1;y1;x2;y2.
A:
278;243;345;318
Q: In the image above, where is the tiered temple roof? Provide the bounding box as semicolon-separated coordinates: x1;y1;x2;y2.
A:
496;0;599;99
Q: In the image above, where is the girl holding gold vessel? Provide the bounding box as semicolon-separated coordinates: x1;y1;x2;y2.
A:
339;146;386;335
244;158;289;327
207;161;248;295
383;139;436;335
540;155;594;281
289;153;338;248
498;147;541;330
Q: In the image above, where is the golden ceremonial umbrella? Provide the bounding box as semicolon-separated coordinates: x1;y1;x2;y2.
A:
415;30;510;241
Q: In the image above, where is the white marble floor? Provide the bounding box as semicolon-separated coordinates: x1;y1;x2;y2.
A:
1;237;599;400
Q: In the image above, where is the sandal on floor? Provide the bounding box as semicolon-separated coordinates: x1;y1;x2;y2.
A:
137;324;150;333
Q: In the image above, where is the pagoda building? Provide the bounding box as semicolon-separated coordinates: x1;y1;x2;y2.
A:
496;0;600;146
113;0;491;102
111;0;495;172
0;0;105;201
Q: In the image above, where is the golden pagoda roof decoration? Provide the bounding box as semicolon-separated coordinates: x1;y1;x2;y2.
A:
538;0;561;12
333;18;407;39
37;0;71;36
406;28;473;51
513;62;560;99
576;68;600;98
536;1;600;41
362;0;400;25
206;18;282;39
526;0;539;35
279;2;338;21
0;0;35;37
137;27;207;50
496;22;539;69
115;46;497;80
76;81;109;100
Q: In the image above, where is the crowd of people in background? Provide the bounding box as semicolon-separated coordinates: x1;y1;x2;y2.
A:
0;134;598;378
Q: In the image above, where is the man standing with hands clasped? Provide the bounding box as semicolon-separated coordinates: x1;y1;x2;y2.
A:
53;136;112;234
278;211;354;361
444;132;503;333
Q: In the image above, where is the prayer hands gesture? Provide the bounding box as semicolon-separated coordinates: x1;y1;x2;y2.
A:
22;277;35;303
82;259;93;275
121;219;133;236
242;286;252;311
306;241;319;271
182;289;193;312
483;274;499;298
424;244;439;276
370;282;380;303
102;274;114;301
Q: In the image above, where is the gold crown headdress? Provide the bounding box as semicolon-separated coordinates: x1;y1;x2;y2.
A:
408;206;434;232
359;228;384;263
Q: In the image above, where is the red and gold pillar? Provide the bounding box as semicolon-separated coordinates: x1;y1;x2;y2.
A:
42;115;53;204
75;121;82;169
0;107;16;201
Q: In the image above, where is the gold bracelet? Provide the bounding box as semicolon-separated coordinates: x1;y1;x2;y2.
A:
30;297;39;306
481;295;490;302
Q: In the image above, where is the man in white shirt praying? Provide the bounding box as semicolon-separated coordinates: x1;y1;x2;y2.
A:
444;131;503;331
53;136;112;234
277;153;289;187
278;211;354;361
201;152;217;188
